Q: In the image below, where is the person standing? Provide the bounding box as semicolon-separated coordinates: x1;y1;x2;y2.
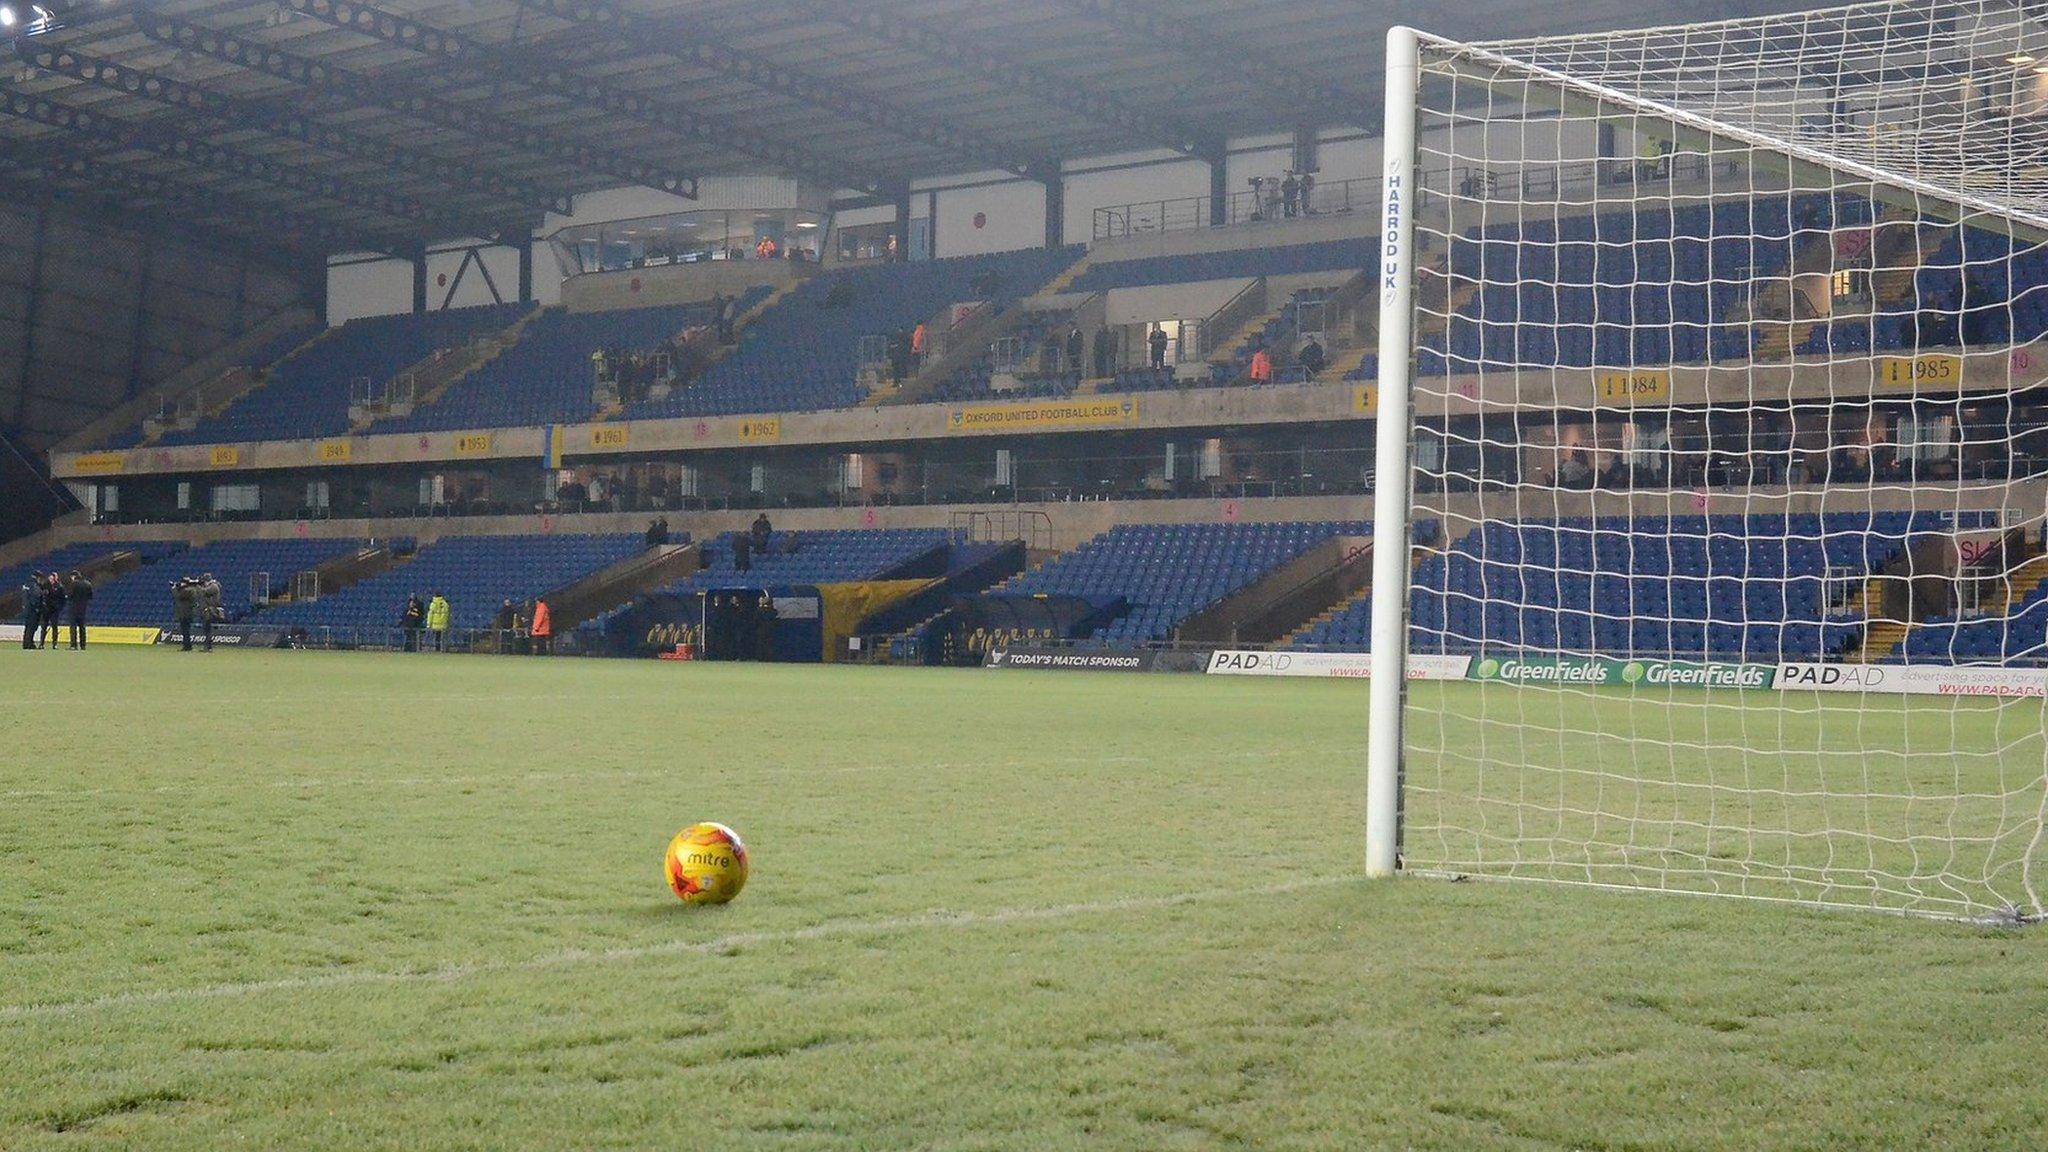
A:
754;592;779;662
492;598;518;655
426;592;451;652
18;572;42;649
1064;325;1084;375
173;577;198;652
199;573;222;651
750;511;772;556
529;598;553;656
38;573;64;650
65;571;91;650
733;531;752;574
401;594;425;652
1249;344;1275;385
1280;171;1300;218
1148;323;1170;370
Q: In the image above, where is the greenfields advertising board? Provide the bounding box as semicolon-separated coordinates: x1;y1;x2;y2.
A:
1466;655;1774;689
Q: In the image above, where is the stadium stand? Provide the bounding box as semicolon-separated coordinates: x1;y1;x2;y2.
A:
157;304;532;446
255;533;647;634
0;540;185;599
997;521;1367;645
369;293;767;433
621;249;1081;420
931;307;1085;403
1068;239;1370;294
87;537;373;625
1397;513;1966;661
654;528;955;595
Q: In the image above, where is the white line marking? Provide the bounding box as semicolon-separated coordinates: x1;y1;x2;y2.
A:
1;750;1343;802
0;875;1357;1021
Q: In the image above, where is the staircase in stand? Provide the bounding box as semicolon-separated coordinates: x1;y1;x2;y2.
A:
1845;577;1908;662
356;308;545;431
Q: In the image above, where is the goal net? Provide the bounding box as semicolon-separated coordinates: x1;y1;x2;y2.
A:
1368;0;2048;920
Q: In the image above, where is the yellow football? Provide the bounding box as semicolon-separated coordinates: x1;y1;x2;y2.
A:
664;822;749;905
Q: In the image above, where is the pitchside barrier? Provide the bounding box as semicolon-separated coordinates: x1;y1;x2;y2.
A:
0;624;163;646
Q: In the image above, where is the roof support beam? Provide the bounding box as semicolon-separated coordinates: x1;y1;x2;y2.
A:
510;0;1050;179
284;0;887;194
132;11;699;201
1050;0;1370;126
0;88;487;238
0;140;401;256
18;41;568;216
790;0;1215;158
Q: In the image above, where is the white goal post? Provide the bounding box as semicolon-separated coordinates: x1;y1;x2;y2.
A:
1367;0;2048;920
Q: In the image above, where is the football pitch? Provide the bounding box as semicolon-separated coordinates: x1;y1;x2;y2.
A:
3;649;2045;1150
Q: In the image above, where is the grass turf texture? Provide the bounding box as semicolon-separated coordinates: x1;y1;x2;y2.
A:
1;648;2042;1150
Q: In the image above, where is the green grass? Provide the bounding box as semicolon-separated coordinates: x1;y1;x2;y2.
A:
2;648;2044;1150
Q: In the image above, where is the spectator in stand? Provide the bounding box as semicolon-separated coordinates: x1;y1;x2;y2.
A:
646;517;668;548
733;531;753;574
750;512;773;555
18;572;41;649
65;571;92;650
1093;325;1115;378
493;598;518;655
426;592;451;652
401;593;425;652
529;598;553;656
1249;345;1275;385
1065;325;1084;375
1281;172;1300;218
889;328;913;383
755;235;779;261
1297;337;1326;379
911;322;927;361
1149;324;1169;370
38;573;64;650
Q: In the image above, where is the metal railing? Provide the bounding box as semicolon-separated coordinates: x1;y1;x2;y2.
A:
1092;176;1372;241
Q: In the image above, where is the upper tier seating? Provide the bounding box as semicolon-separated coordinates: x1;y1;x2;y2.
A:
159;303;532;446
999;521;1364;645
1069;239;1371;294
104;321;327;450
89;537;370;625
1420;194;1835;376
369;292;765;433
1405;512;1952;661
256;533;646;633
621;248;1080;421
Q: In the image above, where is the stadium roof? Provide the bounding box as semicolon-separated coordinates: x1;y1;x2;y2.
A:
1;0;1827;261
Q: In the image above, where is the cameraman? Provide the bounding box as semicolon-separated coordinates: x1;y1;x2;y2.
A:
199;572;223;651
172;577;198;652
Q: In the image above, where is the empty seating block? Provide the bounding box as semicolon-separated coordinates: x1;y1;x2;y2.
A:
89;537;370;626
1001;521;1365;645
160;304;532;446
653;529;954;597
624;249;1080;421
0;540;185;600
1405;512;1942;661
256;533;646;633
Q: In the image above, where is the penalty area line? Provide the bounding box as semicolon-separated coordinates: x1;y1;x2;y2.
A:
0;875;1359;1021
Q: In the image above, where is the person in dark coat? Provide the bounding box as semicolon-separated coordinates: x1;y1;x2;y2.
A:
19;573;43;649
1297;336;1327;379
749;512;772;555
65;571;92;649
733;532;752;574
401;593;425;652
1064;326;1084;374
1148;324;1170;370
172;577;198;652
38;573;64;650
754;593;779;662
492;598;518;655
1092;326;1115;378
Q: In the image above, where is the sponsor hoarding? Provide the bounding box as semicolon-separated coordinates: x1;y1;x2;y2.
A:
984;645;1158;671
1466;655;1773;689
0;624;160;645
1774;662;2048;697
1205;650;1472;679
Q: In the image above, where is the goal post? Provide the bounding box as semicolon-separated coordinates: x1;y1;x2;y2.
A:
1365;0;2048;920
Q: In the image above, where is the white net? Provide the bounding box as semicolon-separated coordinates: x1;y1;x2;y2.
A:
1383;0;2048;920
